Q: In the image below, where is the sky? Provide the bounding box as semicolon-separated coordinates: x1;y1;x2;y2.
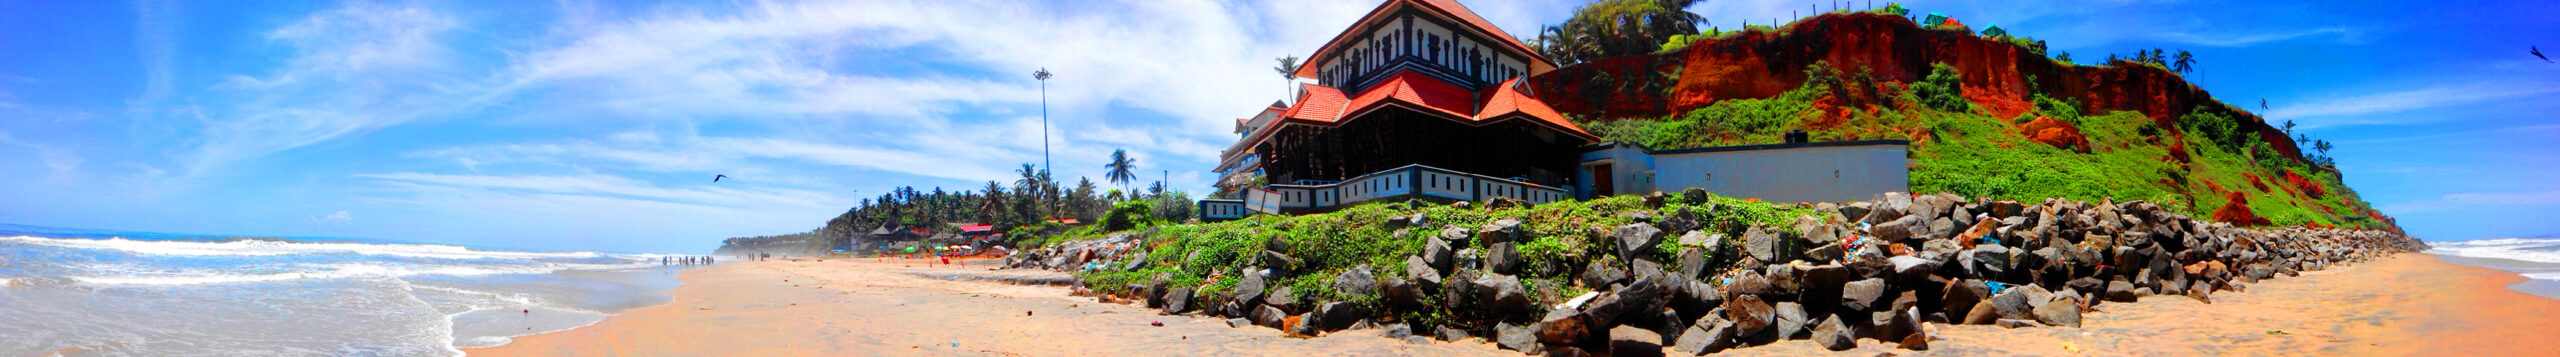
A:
0;0;2552;254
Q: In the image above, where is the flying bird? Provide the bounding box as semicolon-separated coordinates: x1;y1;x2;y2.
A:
713;174;729;183
2260;99;2267;111
2535;46;2551;63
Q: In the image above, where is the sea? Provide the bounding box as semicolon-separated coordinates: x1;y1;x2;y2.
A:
0;225;695;356
2426;237;2560;300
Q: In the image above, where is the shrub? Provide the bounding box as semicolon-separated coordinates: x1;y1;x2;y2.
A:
1102;201;1151;231
1912;63;1969;113
1150;190;1195;223
2179;107;2245;152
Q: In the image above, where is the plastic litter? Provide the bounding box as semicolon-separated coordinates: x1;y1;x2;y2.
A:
1986;281;2010;294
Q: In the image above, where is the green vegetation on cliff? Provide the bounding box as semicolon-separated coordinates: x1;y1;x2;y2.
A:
1576;58;2385;230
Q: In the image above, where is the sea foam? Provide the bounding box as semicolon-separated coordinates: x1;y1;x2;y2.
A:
1;235;614;261
2428;238;2560;264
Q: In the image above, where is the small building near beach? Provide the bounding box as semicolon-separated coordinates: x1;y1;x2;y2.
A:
1578;139;1910;204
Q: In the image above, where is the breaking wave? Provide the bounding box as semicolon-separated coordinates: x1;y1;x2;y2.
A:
2428;237;2560;264
0;235;609;260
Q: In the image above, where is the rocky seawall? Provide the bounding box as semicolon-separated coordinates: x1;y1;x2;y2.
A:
1010;191;2424;355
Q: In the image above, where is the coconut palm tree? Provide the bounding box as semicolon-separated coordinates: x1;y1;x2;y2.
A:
977;181;1008;223
1104;149;1138;192
1274;56;1300;104
2173;50;2195;74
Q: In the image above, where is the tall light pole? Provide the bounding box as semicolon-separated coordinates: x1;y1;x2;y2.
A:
1034;68;1058;221
1034;68;1053;181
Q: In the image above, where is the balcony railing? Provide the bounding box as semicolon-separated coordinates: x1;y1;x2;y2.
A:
1198;164;1567;221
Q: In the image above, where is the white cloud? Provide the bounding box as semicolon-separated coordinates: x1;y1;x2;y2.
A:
0;130;83;183
2149;26;2354;47
176;4;483;179
129;0;178;118
357;172;841;212
2380;190;2560;214
405;131;1024;183
2268;82;2560;128
312;210;353;223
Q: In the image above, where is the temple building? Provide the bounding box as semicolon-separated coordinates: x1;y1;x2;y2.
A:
1206;0;1595;216
1200;0;1911;221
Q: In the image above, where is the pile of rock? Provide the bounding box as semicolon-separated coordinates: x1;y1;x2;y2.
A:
1006;228;1152;271
1057;192;2425;355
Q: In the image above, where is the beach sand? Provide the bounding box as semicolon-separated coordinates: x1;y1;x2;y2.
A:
466;258;1505;356
470;253;2560;356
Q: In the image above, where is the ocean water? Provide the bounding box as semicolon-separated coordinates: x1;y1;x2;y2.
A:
2426;237;2560;299
0;233;694;356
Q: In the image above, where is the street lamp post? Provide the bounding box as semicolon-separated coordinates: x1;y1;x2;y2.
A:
1034;68;1053;181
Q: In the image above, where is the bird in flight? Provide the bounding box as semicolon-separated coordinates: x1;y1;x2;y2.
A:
2535;46;2551;63
713;174;729;183
2260;99;2267;111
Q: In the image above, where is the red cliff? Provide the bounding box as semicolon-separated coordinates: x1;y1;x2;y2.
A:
1532;12;2307;162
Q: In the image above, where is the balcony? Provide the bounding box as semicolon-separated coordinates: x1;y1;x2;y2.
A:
1198;164;1567;221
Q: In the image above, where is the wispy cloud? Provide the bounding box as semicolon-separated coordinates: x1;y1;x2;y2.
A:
0;130;82;183
310;210;352;223
357;172;841;211
2149;26;2355;47
2380;190;2560;214
405;130;1025;184
2339;124;2560;145
175;4;484;179
2268;82;2560;128
127;0;178;118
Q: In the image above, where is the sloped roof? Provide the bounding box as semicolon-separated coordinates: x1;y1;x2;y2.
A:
1279;83;1351;123
1344;71;1480;119
1475;78;1593;140
1237;70;1596;153
1292;0;1556;79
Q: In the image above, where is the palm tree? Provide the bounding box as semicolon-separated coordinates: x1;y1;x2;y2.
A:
1104;149;1138;192
1274;56;1300;104
2172;50;2195;74
978;181;1008;223
1011;163;1055;219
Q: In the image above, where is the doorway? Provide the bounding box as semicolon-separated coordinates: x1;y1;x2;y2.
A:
1589;162;1615;197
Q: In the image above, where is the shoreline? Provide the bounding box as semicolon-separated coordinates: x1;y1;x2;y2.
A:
468;258;1509;356
468;253;2560;356
2428;253;2560;300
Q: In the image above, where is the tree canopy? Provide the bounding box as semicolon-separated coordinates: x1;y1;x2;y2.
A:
1532;0;1703;65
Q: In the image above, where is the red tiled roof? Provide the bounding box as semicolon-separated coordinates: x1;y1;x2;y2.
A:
1293;0;1556;79
1280;83;1351;123
1477;78;1596;140
1244;70;1595;148
959;224;995;233
1344;71;1478;119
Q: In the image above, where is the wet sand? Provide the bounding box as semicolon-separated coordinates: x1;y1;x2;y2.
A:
471;253;2560;356
466;258;1503;356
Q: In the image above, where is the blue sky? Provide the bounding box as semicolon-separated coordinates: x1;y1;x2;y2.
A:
0;0;2552;254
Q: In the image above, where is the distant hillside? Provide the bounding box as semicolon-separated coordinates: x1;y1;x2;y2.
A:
1530;11;2395;232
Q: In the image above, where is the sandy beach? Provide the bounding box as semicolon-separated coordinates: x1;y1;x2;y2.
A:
470;253;2560;356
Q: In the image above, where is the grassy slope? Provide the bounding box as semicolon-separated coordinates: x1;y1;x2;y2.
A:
1579;62;2387;230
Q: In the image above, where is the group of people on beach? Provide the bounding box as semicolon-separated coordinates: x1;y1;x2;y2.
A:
662;255;714;266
